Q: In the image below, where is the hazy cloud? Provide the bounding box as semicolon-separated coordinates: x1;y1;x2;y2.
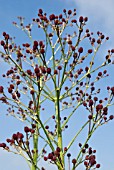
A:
72;0;114;45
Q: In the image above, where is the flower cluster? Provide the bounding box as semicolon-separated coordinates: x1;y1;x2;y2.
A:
0;126;36;161
78;143;101;169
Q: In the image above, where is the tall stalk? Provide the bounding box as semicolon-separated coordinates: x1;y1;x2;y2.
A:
31;87;41;170
31;124;38;170
55;88;64;169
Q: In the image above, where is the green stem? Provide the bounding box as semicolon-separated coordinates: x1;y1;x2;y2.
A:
65;120;89;154
31;164;36;170
31;124;38;170
55;88;64;169
31;90;40;170
61;101;82;130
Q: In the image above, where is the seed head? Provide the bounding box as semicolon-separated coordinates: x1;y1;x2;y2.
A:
68;10;72;15
0;86;4;93
88;49;93;53
47;68;51;74
78;47;83;53
109;115;114;120
1;40;5;46
88;115;93;119
79;16;83;22
24;126;30;133
72;158;77;164
67;153;71;158
96;164;100;168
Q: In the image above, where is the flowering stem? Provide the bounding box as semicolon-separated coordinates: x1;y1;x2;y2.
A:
73;123;100;170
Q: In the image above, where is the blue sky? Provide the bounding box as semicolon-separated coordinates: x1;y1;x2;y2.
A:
0;0;114;170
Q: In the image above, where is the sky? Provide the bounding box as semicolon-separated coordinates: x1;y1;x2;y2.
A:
0;0;114;170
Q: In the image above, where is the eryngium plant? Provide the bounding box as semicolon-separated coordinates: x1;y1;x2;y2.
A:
0;8;114;170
